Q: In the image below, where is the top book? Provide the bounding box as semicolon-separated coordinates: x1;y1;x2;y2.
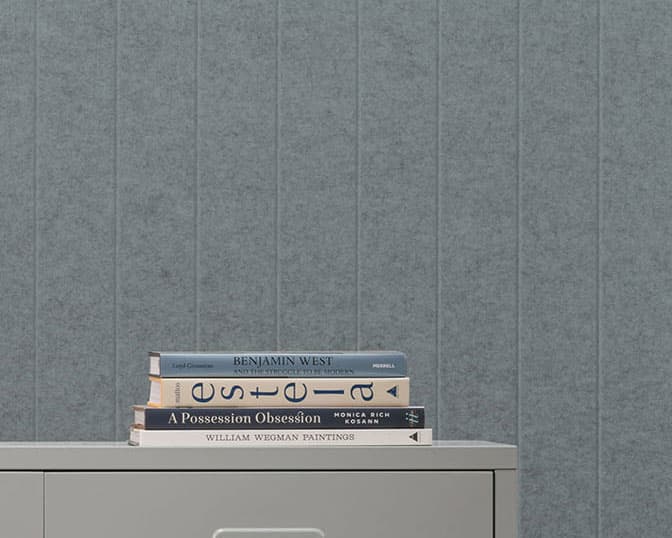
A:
149;351;407;378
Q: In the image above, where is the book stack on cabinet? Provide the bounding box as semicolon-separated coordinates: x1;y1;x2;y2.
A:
129;351;432;447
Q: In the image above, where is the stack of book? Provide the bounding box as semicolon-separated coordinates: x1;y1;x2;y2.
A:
129;351;432;447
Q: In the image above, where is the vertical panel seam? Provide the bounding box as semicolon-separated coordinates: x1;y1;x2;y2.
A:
33;0;39;442
435;0;441;437
597;0;602;535
516;0;522;496
275;0;281;350
195;0;201;350
113;0;119;440
355;0;360;350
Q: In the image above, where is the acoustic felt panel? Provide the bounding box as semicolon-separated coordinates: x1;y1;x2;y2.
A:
198;0;277;352
0;0;36;440
439;0;517;443
278;0;357;350
36;0;116;440
359;0;439;427
519;0;599;536
116;0;197;439
601;1;672;535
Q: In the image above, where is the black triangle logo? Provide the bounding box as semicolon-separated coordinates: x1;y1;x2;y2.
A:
387;385;399;398
410;432;419;442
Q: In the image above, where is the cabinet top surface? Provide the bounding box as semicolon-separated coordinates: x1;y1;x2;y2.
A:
0;441;516;471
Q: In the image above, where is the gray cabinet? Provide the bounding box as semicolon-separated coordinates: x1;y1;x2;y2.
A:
0;472;43;536
0;441;517;538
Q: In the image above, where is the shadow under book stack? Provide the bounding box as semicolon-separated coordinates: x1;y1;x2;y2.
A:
129;351;432;447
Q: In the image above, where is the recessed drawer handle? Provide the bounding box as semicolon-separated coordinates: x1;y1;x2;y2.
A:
213;528;325;538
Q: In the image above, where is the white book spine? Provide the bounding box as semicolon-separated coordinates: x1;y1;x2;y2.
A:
150;377;410;407
129;428;432;447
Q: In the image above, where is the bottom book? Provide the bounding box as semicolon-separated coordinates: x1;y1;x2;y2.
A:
129;427;432;447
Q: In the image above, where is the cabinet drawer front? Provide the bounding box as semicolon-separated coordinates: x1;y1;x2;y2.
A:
0;472;43;537
45;471;492;538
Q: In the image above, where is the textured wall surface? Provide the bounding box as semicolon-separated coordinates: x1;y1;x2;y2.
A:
0;1;670;536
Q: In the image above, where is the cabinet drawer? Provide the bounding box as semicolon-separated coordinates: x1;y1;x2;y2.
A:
45;471;492;538
0;472;43;537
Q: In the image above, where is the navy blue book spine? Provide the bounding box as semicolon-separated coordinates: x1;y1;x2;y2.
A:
151;351;407;378
138;407;424;430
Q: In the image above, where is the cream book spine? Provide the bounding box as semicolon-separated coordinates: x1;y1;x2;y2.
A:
148;376;410;407
129;427;432;447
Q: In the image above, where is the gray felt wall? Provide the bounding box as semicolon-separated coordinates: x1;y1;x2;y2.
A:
0;0;669;536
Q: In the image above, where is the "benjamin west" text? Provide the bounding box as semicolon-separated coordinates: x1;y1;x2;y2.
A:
233;355;333;366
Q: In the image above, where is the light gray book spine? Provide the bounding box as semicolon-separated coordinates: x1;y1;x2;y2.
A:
150;351;407;377
129;427;433;447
